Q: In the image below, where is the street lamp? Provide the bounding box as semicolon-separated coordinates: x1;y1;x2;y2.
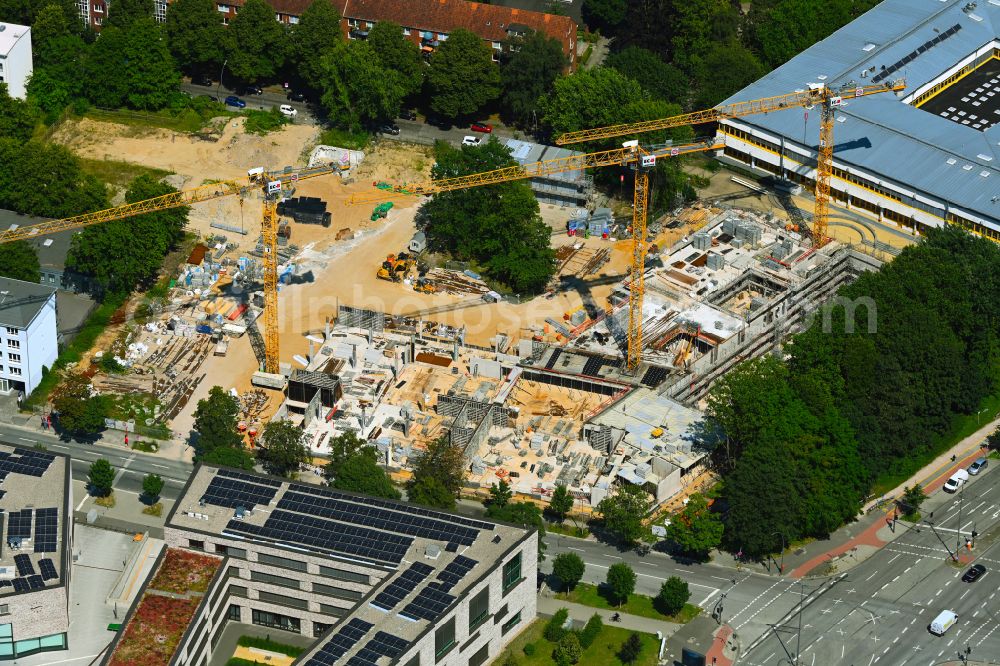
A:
216;58;228;102
772;532;787;574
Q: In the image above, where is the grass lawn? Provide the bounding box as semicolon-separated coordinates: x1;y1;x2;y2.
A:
78;157;170;190
318;127;370;150
236;636;303;657
545;521;589;538
871;390;1000;495
561;584;700;624
502;618;660;666
82;106;232;134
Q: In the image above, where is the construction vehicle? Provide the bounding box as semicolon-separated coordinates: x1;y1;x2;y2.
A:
371;202;393;221
376;258;399;282
413;277;436;294
0;163;340;380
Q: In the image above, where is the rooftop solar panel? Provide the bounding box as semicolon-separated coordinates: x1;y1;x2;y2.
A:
27;575;44;590
371;562;434;611
38;559;57;581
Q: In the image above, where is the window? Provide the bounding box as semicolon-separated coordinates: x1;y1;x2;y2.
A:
313;622;332;638
230;585;248;598
438;33;448;41
228;566;241;578
319;603;348;617
217;4;227;11
7;339;19;349
435;617;456;661
501;611;522;635
312;582;363;601
496;604;509;621
257;552;308;572
258;590;309;610
9;367;19;376
404;655;419;666
252;609;302;633
217;545;246;559
468;587;489;632
4;328;15;336
469;643;489;666
492;41;501;49
502;552;522;595
289;15;298;24
0;605;7;616
348;18;359;27
366;21;373;28
93;3;102;11
8;354;20;364
227;604;241;621
188;539;205;551
94;16;101;24
403;27;410;35
251;571;300;590
319;566;370;584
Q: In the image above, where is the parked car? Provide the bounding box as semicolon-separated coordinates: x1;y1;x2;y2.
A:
962;564;986;583
943;468;970;493
968;457;989;475
225;95;246;109
470;122;493;133
462;135;481;146
287;91;307;102
399;109;417;121
242;84;263;95
279;104;297;118
380;124;401;135
191;74;213;87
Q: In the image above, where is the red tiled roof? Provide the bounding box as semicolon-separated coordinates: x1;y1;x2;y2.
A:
337;0;576;42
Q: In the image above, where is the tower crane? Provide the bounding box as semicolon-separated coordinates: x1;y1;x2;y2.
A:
549;79;906;372
0;163;339;377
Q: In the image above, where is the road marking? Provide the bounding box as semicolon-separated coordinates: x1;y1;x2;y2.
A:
961;590;970;600
149;463;170;470
74;494;88;511
710;576;732;581
567;547;585;552
893;637;899;644
892;576;900;583
947;639;953;647
17;437;32;442
910;618;917;625
888;554;901;565
935;588;943;597
905;567;912;573
601;554;618;558
50;444;70;450
699;589;719;606
865;572;878;581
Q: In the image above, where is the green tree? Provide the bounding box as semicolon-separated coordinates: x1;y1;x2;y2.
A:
544;608;569;642
227;0;287;82
319;40;408;129
288;0;342;91
548;484;573;521
900;484;927;518
142;473;164;500
88;458;115;496
191;385;243;455
0;242;40;282
426;28;501;119
500;31;566;128
989;426;1000;451
541;68;646;147
407;436;467;500
0;140;107;218
201;445;255;470
668;0;740;74
605;562;636;606
665;493;723;559
746;0;879;68
0;0;81;28
67;173;187;295
597;483;650;545
367;20;424;97
606;47;688;105
165;0;226;74
53;373;109;437
579;614;602;649
551;552;585;592
104;0;153;29
489;479;513;508
323;431;375;480
257;419;310;478
618;633;642;665
85;20;181;110
0;83;36;143
656;576;690;616
691;42;767;109
486;501;547;560
552;633;581;666
582;0;626;29
331;452;401;500
408;475;457;509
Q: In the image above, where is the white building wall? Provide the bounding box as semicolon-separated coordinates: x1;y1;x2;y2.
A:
0;292;57;397
0;24;32;100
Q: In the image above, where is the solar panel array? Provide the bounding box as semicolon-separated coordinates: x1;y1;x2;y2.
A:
545;349;562;369
278;491;482;547
13;554;34;577
27;575;43;590
435;555;477;592
224;510;413;565
200;472;279;510
346;632;410;666
872;24;962;84
371;562;433;611
0;448;56;481
218;468;283;487
11;578;28;593
399;555;478;622
38;559;57;581
305;618;374;666
33;508;58;553
641;365;669;388
7;510;32;539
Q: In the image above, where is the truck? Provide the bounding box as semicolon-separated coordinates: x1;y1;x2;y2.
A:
929;610;957;635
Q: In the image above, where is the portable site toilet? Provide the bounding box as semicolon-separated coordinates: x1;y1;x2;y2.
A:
409;231;427;254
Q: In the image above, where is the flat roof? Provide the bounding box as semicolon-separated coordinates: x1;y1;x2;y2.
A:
919;57;1000;132
0;276;56;329
0;23;29;57
0;445;67;596
169;466;529;665
722;0;1000;223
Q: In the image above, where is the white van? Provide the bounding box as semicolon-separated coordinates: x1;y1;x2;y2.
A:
944;469;970;493
930;610;958;635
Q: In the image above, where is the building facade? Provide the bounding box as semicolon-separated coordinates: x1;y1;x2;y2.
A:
0;23;31;100
0;278;57;399
107;465;538;666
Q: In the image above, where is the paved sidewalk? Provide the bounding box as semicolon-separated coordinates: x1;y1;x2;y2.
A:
536;597;682;637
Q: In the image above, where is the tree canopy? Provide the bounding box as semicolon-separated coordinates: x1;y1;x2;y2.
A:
417;138;555;294
226;0;287;82
331;453;400;500
500;32;567;129
257;419;310;478
104;0;153;29
407;436;466;508
0;140;107;218
0;83;37;143
0;241;41;283
192;386;243;456
426;28;501;119
53;373;109;437
605;562;636;606
319;40;408;130
85;20;181;110
606;47;688;105
165;0;226;74
324;431;375;480
548;484;574;521
664;493;723;559
657;577;690;616
551;552;585;591
367;20;424;97
596;483;651;545
88;458;115;496
288;0;342;91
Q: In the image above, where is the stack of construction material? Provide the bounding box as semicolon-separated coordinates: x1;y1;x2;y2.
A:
278;197;331;227
587;208;613;236
733;221;762;246
706;253;725;270
692;231;712;251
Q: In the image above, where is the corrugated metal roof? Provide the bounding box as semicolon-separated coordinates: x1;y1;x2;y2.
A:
722;0;1000;224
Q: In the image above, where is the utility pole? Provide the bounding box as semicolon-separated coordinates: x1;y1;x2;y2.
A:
956;484;965;553
795;580;803;666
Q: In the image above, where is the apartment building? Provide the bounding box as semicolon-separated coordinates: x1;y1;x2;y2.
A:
0;278;57;399
0;23;32;99
103;464;538;666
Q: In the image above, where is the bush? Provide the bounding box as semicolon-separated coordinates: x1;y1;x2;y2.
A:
544;608;569;642
244;107;288;135
553;633;582;666
235;636;303;657
579;613;602;649
657;576;690;616
522;643;536;657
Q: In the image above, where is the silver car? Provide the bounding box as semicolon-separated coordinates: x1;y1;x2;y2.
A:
968;457;989;475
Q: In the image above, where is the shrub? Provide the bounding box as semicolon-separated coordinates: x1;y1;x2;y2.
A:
544;608;569;642
522;643;536;657
553;633;582;666
244;107;288;135
579;613;602;649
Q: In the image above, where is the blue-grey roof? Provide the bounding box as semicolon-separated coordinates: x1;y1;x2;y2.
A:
722;0;1000;224
0;276;55;329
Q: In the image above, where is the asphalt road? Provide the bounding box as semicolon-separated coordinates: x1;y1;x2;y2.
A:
0;423;191;500
740;466;1000;666
179;81;316;123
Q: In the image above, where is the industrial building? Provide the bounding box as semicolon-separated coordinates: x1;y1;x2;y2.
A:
0;445;72;660
102;464;537;666
717;0;1000;239
0;277;57;399
503;139;594;208
0;23;31;100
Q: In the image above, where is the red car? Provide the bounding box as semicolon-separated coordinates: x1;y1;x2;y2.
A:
470;122;493;133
